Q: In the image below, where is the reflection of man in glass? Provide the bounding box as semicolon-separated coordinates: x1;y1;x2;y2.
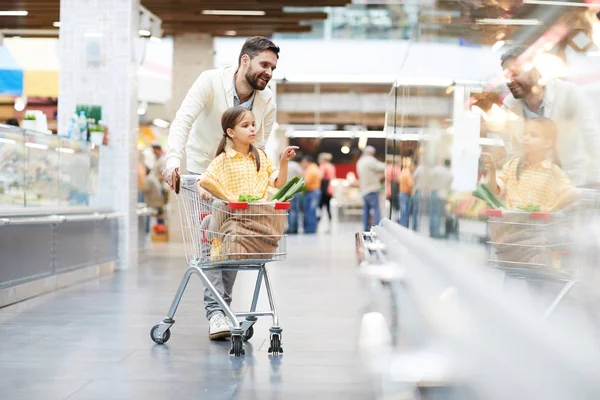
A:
501;46;600;186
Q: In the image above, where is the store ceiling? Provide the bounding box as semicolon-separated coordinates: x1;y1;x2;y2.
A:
0;0;349;36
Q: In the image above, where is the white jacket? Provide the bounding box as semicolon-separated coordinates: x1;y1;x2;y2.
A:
166;66;276;174
502;79;600;186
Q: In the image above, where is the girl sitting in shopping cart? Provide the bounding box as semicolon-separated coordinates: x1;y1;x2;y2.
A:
482;117;578;212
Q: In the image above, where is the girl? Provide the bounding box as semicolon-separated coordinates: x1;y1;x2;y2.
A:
200;106;298;200
483;117;577;212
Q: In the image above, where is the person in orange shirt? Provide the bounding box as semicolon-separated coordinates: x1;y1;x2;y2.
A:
399;157;414;228
301;156;322;233
318;153;336;225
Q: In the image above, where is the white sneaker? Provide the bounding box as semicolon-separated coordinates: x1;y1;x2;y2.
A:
208;313;231;340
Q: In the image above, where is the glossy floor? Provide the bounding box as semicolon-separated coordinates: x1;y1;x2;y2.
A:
0;222;372;400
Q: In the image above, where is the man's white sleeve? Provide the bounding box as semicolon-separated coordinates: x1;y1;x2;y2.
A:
165;72;213;171
260;102;277;149
571;86;600;184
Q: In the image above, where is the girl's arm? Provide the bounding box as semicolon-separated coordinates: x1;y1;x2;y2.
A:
481;153;500;195
274;146;299;188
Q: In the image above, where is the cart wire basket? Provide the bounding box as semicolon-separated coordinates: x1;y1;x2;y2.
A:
150;175;288;356
486;208;577;318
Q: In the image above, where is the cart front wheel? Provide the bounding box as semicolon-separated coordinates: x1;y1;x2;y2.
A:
268;333;283;355
150;324;171;345
230;334;245;356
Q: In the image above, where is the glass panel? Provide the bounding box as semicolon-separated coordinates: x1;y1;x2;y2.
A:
24;132;60;207
58;137;92;206
0;126;26;208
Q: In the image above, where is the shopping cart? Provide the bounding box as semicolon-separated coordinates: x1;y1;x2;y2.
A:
486;208;577;318
150;175;289;356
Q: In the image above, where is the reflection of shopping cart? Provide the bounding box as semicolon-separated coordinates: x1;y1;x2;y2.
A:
486;209;577;318
150;176;289;356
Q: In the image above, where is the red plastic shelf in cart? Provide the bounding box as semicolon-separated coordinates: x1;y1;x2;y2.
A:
530;212;550;221
486;209;503;217
228;202;249;210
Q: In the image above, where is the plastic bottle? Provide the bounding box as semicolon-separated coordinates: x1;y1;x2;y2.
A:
70;114;80;140
78;111;88;141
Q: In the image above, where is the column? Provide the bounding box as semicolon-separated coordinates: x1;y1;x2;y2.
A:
167;33;214;242
58;0;140;269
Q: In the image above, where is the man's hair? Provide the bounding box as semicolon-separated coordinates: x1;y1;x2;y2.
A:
238;36;280;65
500;46;528;67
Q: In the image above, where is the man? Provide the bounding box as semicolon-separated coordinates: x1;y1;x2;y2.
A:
429;159;453;238
356;146;386;232
300;156;322;234
501;46;600;186
163;37;279;340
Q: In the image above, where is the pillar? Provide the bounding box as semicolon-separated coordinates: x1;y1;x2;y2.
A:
165;33;214;242
58;0;140;269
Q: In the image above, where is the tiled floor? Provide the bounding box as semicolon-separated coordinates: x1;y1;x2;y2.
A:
0;222;372;400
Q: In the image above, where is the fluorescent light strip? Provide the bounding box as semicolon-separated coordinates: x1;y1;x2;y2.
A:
476;18;542;26
53;21;60;27
56;147;75;154
0;11;28;16
139;29;151;37
202;10;266;16
523;0;600;7
25;142;48;150
0;137;17;144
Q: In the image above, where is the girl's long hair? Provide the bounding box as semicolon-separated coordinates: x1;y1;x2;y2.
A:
517;117;559;180
216;106;261;172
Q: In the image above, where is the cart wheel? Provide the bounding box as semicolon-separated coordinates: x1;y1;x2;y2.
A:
268;333;283;355
229;334;245;356
150;324;171;345
243;326;254;342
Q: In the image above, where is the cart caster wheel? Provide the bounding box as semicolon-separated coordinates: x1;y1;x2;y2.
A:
230;334;245;357
268;333;283;355
150;324;171;345
243;326;254;342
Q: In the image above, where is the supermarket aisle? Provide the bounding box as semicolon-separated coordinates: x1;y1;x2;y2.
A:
0;222;371;400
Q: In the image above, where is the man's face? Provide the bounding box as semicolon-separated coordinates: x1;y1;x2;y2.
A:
243;50;278;91
502;58;533;99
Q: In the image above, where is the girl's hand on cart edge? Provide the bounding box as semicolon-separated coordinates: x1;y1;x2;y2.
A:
280;146;299;162
195;180;214;200
481;153;496;173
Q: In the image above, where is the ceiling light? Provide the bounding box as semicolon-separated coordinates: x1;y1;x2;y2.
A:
523;0;600;7
224;30;237;36
150;36;161;43
152;118;170;129
341;146;350;154
0;137;16;144
56;147;75;154
492;40;506;52
139;29;151;37
137;102;148;116
25;142;48;150
476;18;542;26
53;21;60;28
202;10;266;16
14;97;26;111
0;11;28;16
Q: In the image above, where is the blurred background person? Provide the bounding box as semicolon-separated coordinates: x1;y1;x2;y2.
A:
429;159;453;238
399;156;414;228
286;153;305;234
501;46;600;187
318;152;336;232
385;157;401;222
357;146;386;232
411;159;424;232
300;155;322;234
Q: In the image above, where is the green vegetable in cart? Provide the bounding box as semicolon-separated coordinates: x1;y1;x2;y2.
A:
237;194;262;203
270;176;299;201
518;204;541;212
280;177;307;202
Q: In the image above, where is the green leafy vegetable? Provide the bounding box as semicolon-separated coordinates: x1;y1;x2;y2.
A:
518;204;541;212
237;194;262;203
472;183;505;209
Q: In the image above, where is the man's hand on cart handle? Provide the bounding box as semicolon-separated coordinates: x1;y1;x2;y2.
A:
163;167;181;194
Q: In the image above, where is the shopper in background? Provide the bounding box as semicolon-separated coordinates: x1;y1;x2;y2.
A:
429;159;454;238
398;157;414;228
300;156;322;234
150;142;166;178
411;160;424;232
385;158;401;221
162;36;280;341
318;152;336;230
357;146;386;232
286;153;305;234
501;46;600;186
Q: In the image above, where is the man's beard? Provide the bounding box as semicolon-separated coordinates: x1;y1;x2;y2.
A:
245;68;270;90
